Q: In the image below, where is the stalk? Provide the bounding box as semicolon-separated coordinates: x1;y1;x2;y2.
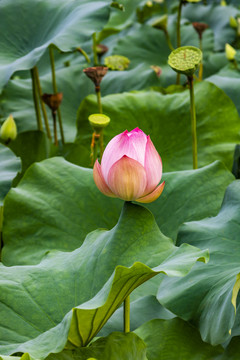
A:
188;76;198;169
52;110;58;146
96;88;103;113
124;296;130;333
164;29;174;51
92;33;98;66
30;68;43;131
33;66;52;139
49;45;65;144
176;0;183;85
198;37;203;81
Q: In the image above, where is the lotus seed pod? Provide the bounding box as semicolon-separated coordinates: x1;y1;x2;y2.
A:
104;55;130;71
88;114;110;133
83;66;108;87
0;115;17;141
225;43;236;61
41;93;63;112
168;46;202;77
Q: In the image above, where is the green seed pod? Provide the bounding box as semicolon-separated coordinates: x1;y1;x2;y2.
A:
168;46;202;77
104;55;130;71
88;114;110;133
0;114;17;142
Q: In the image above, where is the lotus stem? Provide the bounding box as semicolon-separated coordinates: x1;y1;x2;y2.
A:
49;45;65;144
124;295;130;333
92;33;98;66
96;88;103;114
33;67;52;139
77;47;90;63
164;29;174;51
188;75;198;169
91;132;101;166
198;38;203;81
30;68;43;131
52;110;58;146
176;0;183;85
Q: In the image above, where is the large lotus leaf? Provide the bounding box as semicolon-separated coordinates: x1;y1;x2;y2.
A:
0;201;208;358
182;4;238;51
2;158;233;266
157;180;240;346
47;332;147;360
134;319;223;360
76;81;240;172
8;130;57;184
0;143;21;204
207;66;240;115
0;0;111;90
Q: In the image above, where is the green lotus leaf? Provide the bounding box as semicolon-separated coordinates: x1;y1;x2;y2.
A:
8;130;57;183
0;143;21;205
76;82;240;172
47;332;147;360
207;66;240;115
168;46;202;77
157;181;240;345
2;158;233;266
0;0;111;90
0;202;208;358
135;319;223;360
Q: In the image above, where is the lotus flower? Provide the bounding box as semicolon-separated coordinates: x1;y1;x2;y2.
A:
93;128;165;203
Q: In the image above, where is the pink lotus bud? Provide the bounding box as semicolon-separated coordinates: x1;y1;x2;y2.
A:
93;128;165;203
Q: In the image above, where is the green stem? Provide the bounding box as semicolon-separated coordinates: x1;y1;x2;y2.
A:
30;68;43;131
198;37;203;81
49;45;65;144
176;0;183;85
96;89;103;113
177;0;183;49
52;110;58;146
93;135;99;164
164;29;174;51
188;76;198;169
99;130;104;160
77;47;91;63
124;296;130;333
92;33;98;66
33;66;52;139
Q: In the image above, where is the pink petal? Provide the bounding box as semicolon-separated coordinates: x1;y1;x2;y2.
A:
107;155;147;201
93;160;116;197
135;181;165;204
101;129;147;182
143;136;162;195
